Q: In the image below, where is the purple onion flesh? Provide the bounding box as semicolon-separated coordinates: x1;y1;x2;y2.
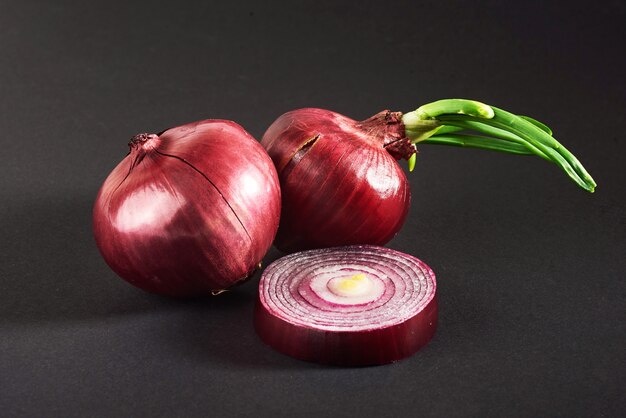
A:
255;245;437;366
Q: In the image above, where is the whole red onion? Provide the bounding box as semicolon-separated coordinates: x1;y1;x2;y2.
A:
93;119;281;297
254;245;438;366
261;109;411;252
261;99;596;252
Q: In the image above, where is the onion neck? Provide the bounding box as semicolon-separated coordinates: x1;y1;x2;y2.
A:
356;111;416;161
128;133;160;167
401;99;596;192
129;133;160;151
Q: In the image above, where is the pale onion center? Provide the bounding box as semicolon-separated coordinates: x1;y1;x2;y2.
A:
327;273;373;298
305;270;385;306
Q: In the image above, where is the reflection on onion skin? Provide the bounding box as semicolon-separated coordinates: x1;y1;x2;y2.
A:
262;109;411;253
93;120;281;297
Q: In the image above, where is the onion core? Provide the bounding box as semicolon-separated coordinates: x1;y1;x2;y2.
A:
254;245;437;366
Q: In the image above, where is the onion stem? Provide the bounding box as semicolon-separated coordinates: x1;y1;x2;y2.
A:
402;99;596;192
422;134;539;156
428;120;550;161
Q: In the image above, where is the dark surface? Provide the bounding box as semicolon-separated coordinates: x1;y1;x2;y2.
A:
1;0;624;416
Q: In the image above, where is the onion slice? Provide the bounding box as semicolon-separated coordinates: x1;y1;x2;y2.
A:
254;245;437;366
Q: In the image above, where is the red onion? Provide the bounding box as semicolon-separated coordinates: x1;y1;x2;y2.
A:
93;119;281;297
261;99;596;252
262;109;411;252
254;245;438;366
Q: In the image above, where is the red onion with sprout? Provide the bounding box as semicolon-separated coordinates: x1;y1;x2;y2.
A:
261;99;596;252
254;245;437;366
93;119;281;297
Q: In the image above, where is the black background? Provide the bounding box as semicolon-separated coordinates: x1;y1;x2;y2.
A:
1;0;625;416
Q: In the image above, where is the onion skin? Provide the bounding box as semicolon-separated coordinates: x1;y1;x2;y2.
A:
261;109;412;253
255;298;437;366
93;120;281;297
254;245;437;366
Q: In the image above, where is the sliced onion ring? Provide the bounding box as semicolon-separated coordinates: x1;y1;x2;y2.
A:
254;245;437;366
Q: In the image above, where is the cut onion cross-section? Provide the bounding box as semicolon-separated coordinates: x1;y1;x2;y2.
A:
254;245;438;366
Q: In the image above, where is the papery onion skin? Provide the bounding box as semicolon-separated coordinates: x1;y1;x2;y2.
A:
254;245;438;366
261;109;412;253
93;119;281;297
